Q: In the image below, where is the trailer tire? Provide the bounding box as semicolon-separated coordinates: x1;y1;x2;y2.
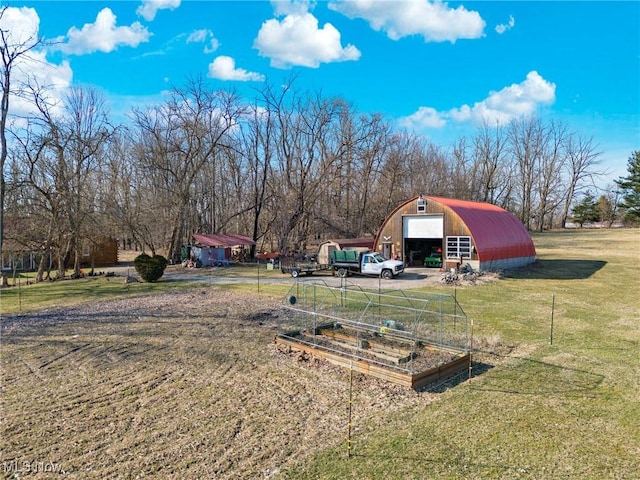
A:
291;269;299;278
337;268;348;278
381;269;393;280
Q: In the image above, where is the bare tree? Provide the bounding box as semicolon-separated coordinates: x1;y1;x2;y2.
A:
130;77;244;261
238;102;276;254
16;85;114;278
0;6;45;262
533;119;568;231
559;133;601;228
470;121;512;205
508;116;546;229
260;82;342;254
318;108;393;238
449;137;474;199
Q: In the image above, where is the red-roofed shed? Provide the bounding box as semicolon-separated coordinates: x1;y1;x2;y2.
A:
188;233;256;267
373;195;536;271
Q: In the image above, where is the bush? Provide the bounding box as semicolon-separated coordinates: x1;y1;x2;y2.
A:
133;253;168;282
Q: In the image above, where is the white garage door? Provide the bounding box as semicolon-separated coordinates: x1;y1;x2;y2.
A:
403;215;443;238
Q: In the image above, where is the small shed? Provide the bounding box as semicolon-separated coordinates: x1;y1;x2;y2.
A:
2;236;118;271
373;195;536;271
316;238;374;265
189;233;256;267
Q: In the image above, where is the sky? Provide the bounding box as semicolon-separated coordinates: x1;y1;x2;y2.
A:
2;0;639;189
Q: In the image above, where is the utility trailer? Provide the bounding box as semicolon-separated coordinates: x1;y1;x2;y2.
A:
281;262;331;278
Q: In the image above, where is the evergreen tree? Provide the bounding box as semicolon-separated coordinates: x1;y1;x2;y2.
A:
571;192;598;227
596;195;616;227
615;150;640;225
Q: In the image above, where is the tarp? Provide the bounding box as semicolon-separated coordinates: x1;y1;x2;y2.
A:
192;233;256;248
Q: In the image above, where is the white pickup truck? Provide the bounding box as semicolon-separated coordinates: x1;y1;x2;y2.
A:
330;250;404;279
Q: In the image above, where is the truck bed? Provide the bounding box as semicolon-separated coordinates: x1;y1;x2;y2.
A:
330;250;361;263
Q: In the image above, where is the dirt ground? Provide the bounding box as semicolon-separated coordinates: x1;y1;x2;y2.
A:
1;289;465;479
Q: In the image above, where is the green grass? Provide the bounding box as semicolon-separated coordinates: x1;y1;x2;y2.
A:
0;264;290;314
0;274;180;314
280;228;640;480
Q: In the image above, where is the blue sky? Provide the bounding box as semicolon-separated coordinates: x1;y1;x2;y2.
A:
3;0;639;187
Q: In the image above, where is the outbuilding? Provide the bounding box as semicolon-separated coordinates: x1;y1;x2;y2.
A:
373;195;536;272
187;233;256;267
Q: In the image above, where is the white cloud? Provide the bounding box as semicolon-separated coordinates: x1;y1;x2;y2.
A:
271;0;313;17
254;11;361;68
137;0;181;21
55;8;151;55
0;7;72;118
187;29;220;54
495;15;515;34
0;5;40;45
329;0;485;43
398;107;446;129
208;56;265;82
400;71;556;130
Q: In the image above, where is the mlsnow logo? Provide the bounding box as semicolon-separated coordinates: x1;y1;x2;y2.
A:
2;459;63;474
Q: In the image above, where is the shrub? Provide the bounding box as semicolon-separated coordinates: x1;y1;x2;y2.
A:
133;253;168;282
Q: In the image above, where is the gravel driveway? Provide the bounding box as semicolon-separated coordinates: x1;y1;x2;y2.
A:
105;263;446;288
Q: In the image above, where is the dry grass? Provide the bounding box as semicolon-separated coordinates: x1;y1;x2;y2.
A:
1;289;438;478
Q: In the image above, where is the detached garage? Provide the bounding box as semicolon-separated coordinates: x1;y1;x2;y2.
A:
373;195;536;272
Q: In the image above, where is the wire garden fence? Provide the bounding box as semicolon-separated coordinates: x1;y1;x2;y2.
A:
276;279;471;390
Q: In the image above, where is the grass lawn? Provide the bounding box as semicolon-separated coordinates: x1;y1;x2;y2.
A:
282;228;640;479
1;229;638;479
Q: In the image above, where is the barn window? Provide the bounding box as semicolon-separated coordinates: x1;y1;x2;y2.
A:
446;236;472;259
417;195;427;213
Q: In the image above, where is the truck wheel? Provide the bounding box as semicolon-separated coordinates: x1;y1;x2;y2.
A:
381;269;393;279
337;268;348;278
291;269;299;278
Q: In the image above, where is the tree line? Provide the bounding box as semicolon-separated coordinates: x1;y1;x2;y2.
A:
3;13;635;281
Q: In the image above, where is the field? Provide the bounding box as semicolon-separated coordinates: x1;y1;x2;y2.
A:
1;229;639;479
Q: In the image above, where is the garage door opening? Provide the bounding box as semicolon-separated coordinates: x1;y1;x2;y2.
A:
404;238;443;267
403;215;444;267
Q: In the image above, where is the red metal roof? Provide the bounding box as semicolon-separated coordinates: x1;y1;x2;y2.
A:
426;196;536;261
192;233;256;247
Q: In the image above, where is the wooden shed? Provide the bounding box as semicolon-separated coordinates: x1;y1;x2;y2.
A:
373;195;536;271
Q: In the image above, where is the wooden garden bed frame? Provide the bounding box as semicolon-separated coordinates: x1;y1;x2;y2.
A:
276;323;470;390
